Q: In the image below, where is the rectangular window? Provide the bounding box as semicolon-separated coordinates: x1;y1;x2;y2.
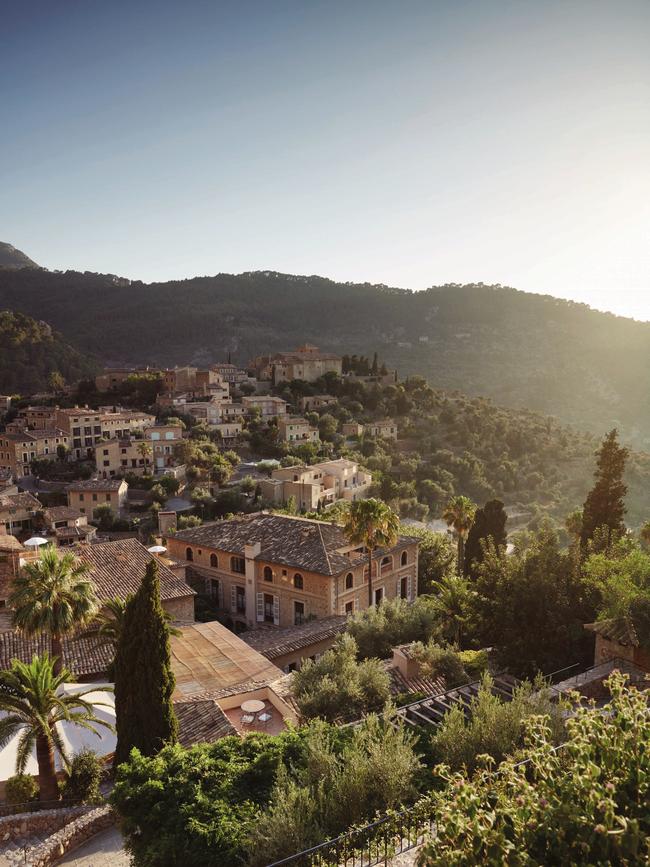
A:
264;593;275;623
231;557;245;574
92;494;98;501
345;601;354;615
294;601;305;626
236;586;246;613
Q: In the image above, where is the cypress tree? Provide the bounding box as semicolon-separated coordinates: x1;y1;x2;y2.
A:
580;429;628;551
464;499;508;580
113;560;178;767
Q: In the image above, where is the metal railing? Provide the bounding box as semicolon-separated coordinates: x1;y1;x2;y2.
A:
266;801;436;867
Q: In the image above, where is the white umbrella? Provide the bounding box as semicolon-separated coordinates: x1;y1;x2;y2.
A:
147;545;167;554
24;537;49;548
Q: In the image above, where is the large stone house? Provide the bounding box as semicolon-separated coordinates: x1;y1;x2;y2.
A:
0;429;70;478
241;395;288;419
54;406;155;459
260;458;372;511
66;478;128;517
0;492;42;535
250;345;342;384
277;416;320;444
166;513;419;633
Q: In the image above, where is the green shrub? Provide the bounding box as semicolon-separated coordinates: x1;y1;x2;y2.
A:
429;674;564;772
419;673;650;865
346;596;442;659
61;749;103;803
292;634;391;722
5;774;38;805
458;649;489;680
410;642;468;687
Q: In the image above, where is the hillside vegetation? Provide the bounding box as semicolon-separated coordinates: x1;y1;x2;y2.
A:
1;265;648;447
0;310;97;395
270;374;650;530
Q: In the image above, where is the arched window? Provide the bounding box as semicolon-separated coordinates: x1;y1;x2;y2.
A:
210;553;218;568
263;565;273;582
345;572;353;590
293;573;304;589
381;555;393;572
401;550;408;566
185;547;193;562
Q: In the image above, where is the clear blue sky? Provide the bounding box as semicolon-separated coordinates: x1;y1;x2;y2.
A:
2;1;649;318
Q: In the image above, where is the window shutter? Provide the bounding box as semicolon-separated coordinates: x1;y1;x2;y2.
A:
407;574;412;601
218;582;224;608
396;579;400;598
230;586;237;614
273;595;280;625
256;592;264;622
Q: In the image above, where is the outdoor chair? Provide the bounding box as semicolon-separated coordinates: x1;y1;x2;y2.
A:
241;713;255;726
257;711;272;728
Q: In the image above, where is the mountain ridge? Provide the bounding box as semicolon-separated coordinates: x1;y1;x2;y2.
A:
0;250;648;448
0;241;39;270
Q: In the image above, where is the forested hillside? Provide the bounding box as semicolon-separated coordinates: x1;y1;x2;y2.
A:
1;265;649;447
271;374;650;530
0;310;97;395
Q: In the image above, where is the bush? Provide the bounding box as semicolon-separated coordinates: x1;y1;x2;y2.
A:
410;642;468;687
5;774;38;805
247;716;421;866
419;673;649;865
292;634;391;722
346;596;442;659
61;749;103;803
429;674;564;773
458;649;489;680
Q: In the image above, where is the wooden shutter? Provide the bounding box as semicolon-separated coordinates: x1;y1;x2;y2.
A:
256;592;264;622
396;579;400;598
230;585;237;614
273;595;280;625
407;574;412;601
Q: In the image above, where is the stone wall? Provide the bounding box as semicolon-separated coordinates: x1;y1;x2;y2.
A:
0;805;115;867
0;806;88;848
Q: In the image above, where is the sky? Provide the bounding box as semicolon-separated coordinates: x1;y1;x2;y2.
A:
1;0;649;319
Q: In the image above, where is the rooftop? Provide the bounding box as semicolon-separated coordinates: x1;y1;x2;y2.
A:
170;619;282;700
241;615;347;660
0;491;42;513
74;538;195;603
44;505;86;523
0;630;113;677
174;697;237;744
65;478;127;491
171;513;417;576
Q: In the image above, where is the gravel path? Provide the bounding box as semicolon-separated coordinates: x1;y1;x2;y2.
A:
56;825;129;866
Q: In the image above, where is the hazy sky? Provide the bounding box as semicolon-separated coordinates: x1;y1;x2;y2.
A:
2;1;649;319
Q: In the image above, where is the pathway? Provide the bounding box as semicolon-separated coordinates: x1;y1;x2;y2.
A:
56;825;129;866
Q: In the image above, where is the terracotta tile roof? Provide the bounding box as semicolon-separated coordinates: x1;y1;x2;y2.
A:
384;663;445;698
172;513;417;577
55;525;96;540
584;618;639;647
74;539;195;603
0;630;113;678
170;620;282;700
241;616;347;660
44;506;86;522
0;492;42;513
0;534;24;552
65;479;126;492
174;698;238;744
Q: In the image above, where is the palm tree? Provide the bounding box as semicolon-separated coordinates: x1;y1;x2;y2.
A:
430;574;475;646
343;498;400;607
0;654;113;801
137;440;153;471
9;546;99;675
442;496;476;574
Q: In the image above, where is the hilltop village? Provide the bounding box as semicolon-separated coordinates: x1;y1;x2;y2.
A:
0;343;648;865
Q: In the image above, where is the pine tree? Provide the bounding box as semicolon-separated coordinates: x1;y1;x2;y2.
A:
113;560;178;767
580;429;628;551
464;499;508;580
371;352;379;375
